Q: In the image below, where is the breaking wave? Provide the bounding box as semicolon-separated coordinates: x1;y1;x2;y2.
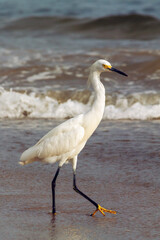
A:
1;87;160;120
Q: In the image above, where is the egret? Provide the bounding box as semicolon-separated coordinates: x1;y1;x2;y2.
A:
19;59;127;216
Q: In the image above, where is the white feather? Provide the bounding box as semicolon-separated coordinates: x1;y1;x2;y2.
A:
19;59;126;169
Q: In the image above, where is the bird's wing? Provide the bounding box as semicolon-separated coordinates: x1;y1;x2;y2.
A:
35;120;85;159
36;114;83;144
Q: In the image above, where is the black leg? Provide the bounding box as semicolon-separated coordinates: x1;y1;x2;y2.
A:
73;173;98;209
73;173;116;216
52;167;60;214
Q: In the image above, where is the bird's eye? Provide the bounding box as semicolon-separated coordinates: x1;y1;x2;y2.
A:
103;64;108;69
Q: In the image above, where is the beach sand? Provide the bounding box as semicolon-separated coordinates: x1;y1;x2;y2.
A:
0;119;160;240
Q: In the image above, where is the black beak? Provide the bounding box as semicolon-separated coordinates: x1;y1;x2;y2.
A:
109;67;128;77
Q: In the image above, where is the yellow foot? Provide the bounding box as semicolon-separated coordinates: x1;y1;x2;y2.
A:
91;204;116;217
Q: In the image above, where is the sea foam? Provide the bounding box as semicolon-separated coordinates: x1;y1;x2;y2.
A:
0;87;160;120
0;87;89;119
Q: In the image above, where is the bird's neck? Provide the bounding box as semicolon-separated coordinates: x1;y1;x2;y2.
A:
85;70;105;125
89;71;101;92
82;70;105;141
89;70;105;112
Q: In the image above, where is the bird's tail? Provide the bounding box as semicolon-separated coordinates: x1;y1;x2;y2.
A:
19;146;38;165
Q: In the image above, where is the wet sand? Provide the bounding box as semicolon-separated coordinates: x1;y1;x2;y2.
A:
0;119;160;240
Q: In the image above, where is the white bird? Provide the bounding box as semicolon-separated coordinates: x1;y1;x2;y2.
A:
19;59;127;216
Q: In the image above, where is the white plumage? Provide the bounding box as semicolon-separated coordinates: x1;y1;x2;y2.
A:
20;116;85;167
20;59;107;169
19;59;127;216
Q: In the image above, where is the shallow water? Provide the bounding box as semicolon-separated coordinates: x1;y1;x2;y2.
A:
0;1;160;120
0;119;160;240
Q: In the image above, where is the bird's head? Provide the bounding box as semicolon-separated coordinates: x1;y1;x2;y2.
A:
92;59;128;77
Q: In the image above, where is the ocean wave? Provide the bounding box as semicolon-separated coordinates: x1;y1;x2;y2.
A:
0;88;89;119
75;14;160;40
1;87;160;120
2;16;76;31
2;14;160;40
